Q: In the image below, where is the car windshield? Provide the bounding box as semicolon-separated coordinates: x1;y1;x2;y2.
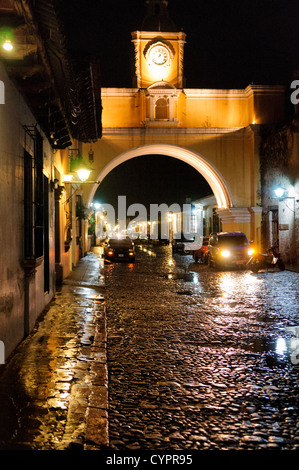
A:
218;235;248;246
109;238;133;246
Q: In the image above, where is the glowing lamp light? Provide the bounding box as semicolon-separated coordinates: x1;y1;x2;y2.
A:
3;39;13;51
69;152;93;182
1;28;14;52
76;168;91;182
276;337;287;356
274;186;286;199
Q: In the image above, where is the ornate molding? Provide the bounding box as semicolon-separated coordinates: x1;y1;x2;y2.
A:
178;39;185;87
217;207;252;224
132;38;141;88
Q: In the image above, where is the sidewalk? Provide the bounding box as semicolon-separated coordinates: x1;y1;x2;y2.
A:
0;248;108;450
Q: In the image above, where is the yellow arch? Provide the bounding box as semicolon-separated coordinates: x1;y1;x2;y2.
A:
87;144;233;209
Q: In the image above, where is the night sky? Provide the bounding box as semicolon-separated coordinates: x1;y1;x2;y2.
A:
93;155;212;209
63;0;299;88
61;0;299;207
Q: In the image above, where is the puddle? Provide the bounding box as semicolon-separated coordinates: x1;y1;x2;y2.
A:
176;290;193;296
243;328;299;367
70;286;102;296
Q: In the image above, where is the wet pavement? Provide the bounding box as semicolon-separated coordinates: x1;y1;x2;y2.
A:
0;243;298;452
106;243;299;451
0;248;108;450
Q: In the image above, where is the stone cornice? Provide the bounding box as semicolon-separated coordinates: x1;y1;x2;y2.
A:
217;207;252;223
101;84;285;100
102;127;247;136
184;84;285;99
131;30;186;42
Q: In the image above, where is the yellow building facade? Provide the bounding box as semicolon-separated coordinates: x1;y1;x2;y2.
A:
79;0;285;246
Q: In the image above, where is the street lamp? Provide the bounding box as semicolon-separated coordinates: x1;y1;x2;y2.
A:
76;167;91;182
273;186;295;200
63;150;99;184
274;186;287;199
0;28;14;52
70;152;92;182
2;39;13;51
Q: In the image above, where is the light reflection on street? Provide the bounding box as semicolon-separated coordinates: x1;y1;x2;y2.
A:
138;245;157;257
106;245;299;451
218;271;261;298
276;337;287;356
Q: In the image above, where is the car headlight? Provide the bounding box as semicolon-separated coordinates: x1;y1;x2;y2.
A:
220;250;231;258
248;248;255;256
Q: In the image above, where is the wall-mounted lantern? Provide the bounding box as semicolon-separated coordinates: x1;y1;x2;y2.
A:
0;27;14;52
273;185;295;200
63;149;99;184
273;186;287;199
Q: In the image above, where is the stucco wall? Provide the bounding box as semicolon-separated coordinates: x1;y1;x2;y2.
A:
0;64;55;359
100;85;284;129
83;126;257;209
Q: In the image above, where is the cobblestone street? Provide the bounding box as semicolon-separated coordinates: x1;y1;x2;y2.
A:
0;244;298;453
106;244;299;451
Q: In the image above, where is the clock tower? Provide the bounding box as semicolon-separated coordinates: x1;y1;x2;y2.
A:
131;0;186;89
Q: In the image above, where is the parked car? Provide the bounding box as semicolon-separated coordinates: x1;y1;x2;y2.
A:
207;231;252;268
172;236;195;254
104;237;135;262
192;236;209;263
151;238;169;246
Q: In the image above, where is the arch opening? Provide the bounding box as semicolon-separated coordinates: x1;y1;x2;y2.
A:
87;144;233;209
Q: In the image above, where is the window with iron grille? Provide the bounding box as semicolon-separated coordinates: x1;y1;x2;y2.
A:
24;129;44;260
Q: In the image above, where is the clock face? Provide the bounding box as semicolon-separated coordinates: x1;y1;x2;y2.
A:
149;45;169;66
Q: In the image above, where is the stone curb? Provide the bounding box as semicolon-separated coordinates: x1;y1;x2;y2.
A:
57;295;109;451
84;298;109;450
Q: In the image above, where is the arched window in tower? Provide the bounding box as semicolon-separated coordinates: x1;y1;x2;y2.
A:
155;97;169;120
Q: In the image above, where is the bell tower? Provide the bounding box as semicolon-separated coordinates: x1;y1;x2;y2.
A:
131;0;186;89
